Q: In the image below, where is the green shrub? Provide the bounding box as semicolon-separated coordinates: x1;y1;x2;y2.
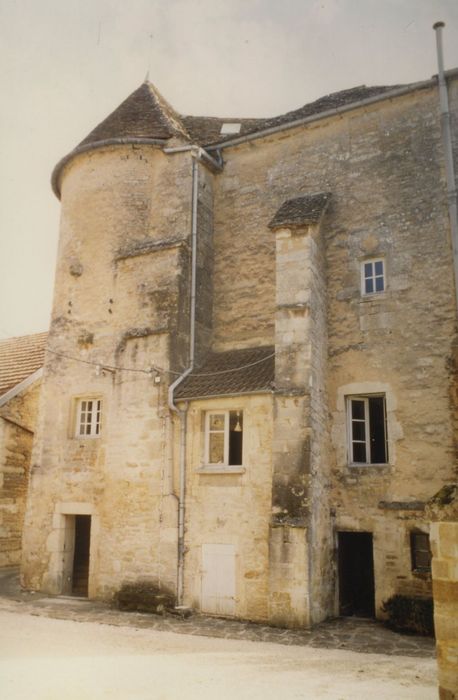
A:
381;595;434;636
113;580;176;615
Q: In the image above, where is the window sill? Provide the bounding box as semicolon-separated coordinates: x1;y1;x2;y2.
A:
196;465;246;475
348;462;390;468
359;291;388;302
412;569;431;579
73;436;101;441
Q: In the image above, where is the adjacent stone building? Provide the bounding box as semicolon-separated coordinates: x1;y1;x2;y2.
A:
21;67;458;627
0;333;46;567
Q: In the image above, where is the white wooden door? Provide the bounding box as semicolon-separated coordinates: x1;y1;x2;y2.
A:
201;544;236;615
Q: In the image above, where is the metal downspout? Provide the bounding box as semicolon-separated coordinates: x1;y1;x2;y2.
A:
167;152;199;606
433;22;458;315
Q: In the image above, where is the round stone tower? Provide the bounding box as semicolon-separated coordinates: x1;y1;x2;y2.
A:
21;81;214;598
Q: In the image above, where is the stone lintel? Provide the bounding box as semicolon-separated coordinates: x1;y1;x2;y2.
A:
273;388;308;397
116;326;169;355
378;500;426;511
271;516;307;528
273;224;315;238
276;302;311;312
115;236;187;262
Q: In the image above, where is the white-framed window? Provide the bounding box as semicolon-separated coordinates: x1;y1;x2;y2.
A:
361;258;385;295
346;395;388;465
204;410;243;467
76;398;102;438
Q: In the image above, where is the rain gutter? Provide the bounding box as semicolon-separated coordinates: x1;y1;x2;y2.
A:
167;152;199;606
163;145;223;172
433;22;458;315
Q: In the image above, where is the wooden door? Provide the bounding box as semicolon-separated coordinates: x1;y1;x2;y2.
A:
201;544;236;616
72;515;91;596
338;531;375;617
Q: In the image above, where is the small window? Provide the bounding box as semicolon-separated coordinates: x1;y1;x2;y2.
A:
361;258;385;295
204;410;243;467
410;532;432;573
76;398;102;437
347;395;388;465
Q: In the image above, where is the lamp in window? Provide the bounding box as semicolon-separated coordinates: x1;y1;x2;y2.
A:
233;411;242;432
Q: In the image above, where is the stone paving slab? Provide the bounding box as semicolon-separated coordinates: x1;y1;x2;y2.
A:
0;568;435;658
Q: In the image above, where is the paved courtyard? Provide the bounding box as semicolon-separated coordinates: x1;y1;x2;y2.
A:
0;567;434;657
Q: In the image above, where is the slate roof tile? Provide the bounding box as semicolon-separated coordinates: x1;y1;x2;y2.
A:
269;192;331;229
183;84;401;146
53;81;407;197
175;346;275;400
73;83;402;154
78;82;191;147
0;332;47;397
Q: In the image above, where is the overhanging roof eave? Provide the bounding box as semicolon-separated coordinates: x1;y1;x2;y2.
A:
175;389;274;403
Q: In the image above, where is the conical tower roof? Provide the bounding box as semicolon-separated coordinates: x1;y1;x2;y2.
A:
52;81;191;197
78;81;190;145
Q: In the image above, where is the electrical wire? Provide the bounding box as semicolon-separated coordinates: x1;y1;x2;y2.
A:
45;347;275;378
46;348;155;374
0;325;275;379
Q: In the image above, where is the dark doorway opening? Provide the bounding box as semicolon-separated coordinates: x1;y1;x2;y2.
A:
338;531;375;617
72;515;91;597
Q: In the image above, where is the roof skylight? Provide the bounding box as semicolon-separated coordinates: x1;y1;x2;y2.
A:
220;122;242;135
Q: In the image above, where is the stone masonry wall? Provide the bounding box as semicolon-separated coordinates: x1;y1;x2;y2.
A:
21;145;207;597
195;162;214;364
212;79;457;618
306;224;334;624
0;381;41;566
181;394;273;621
430;518;458;700
270;220;332;626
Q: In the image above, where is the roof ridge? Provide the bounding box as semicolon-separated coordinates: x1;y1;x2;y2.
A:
144;81;191;141
0;330;48;344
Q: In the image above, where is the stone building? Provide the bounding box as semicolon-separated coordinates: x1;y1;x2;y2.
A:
427;485;458;699
21;67;458;627
0;333;46;567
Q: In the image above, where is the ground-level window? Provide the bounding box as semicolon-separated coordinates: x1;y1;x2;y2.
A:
204;410;243;467
410;532;432;573
347;395;388;465
361;258;385;295
76;398;102;437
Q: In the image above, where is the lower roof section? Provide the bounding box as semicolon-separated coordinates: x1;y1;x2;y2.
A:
174;346;275;401
0;332;47;397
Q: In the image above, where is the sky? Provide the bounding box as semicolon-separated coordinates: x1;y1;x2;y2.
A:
0;0;457;338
